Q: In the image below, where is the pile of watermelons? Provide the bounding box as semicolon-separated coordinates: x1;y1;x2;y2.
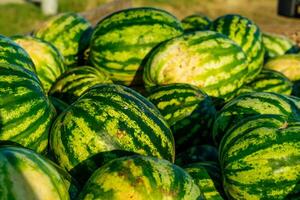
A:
1;6;300;199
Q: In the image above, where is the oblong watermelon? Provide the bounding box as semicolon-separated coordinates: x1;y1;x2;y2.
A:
88;7;184;86
78;155;201;200
143;31;248;99
211;14;264;82
181;14;212;32
220;114;300;199
0;145;69;200
0;63;56;153
50;84;174;184
34;12;92;67
12;35;66;92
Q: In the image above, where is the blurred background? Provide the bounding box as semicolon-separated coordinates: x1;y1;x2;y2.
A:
1;0;300;41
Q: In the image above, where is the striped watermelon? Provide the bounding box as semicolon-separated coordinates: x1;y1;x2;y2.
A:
49;66;112;104
264;54;300;81
184;162;224;200
143;31;248;99
213;92;300;145
12;35;66;92
0;63;56;153
181;14;212;32
0;145;69;200
147;83;216;150
241;69;293;95
34;12;92;67
0;34;35;72
78;155;201;200
211;14;264;82
88;7;184;86
220;114;300;199
50;84;174;185
262;32;299;59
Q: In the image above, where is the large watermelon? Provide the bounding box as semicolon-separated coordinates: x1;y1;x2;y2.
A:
213;92;300;146
181;14;212;32
88;7;184;86
0;34;35;72
0;63;56;153
143;31;248;99
211;14;264;82
49;66;112;104
34;12;92;67
220;114;300;199
12;35;66;92
50;84;174;184
0;145;69;200
78;155;201;200
147;83;216;150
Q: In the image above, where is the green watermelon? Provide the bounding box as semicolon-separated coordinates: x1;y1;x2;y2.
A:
184;162;224;200
213;92;300;146
143;31;248;99
220;114;300;199
241;69;293;95
262;32;299;59
12;35;66;92
0;145;69;200
49;66;112;104
88;7;184;86
34;12;92;67
264;54;300;81
0;63;56;153
49;96;69;115
181;14;212;32
78;155;201;200
50;84;174;185
211;14;264;82
147;83;216;150
0;34;35;72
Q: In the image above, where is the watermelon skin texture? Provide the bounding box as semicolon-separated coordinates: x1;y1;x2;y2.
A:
211;14;264;82
182;14;212;32
143;31;248;99
262;32;299;59
49;66;112;104
13;35;66;92
0;35;35;72
213;92;300;146
34;12;92;67
220;114;300;199
147;83;216;150
50;84;174;185
0;145;70;200
78;155;201;200
264;54;300;81
0;63;56;153
88;7;184;86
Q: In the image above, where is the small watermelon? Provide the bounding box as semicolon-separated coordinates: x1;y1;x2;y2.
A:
181;14;212;32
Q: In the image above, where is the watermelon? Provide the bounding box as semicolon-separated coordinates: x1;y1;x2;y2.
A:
211;14;264;82
262;32;299;59
34;12;92;67
50;84;174;185
241;69;293;95
49;96;69;115
88;7;184;86
0;145;69;200
264;54;300;81
181;14;212;32
0;63;56;153
0;34;35;72
147;83;216;150
143;31;248;99
184;162;224;200
78;155;201;200
220;114;300;199
12;35;66;92
213;92;300;146
49;66;112;104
